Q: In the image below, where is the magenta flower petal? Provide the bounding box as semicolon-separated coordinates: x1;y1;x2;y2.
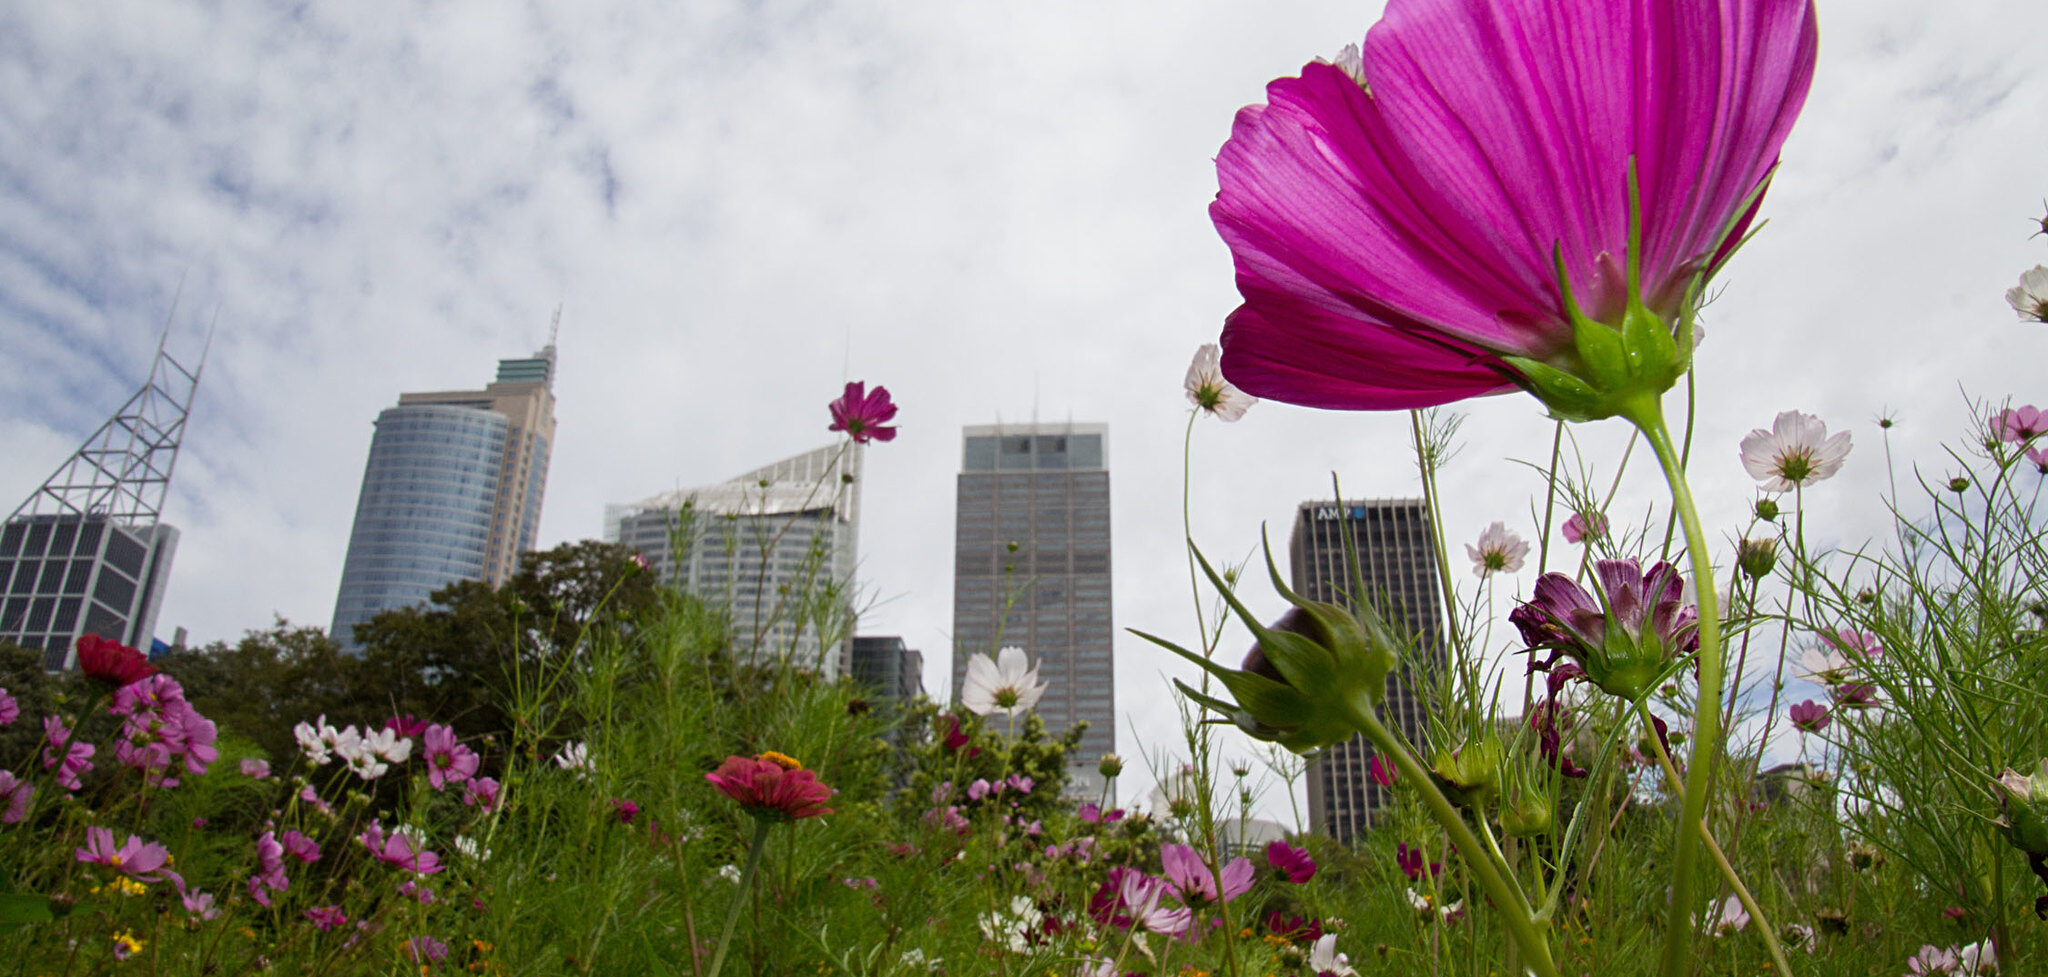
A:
1211;0;1819;410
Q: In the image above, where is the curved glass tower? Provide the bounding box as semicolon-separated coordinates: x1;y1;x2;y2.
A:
330;346;555;648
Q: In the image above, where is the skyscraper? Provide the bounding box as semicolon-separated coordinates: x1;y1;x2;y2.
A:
850;635;926;703
951;422;1114;797
3;331;203;669
606;444;861;676
329;345;557;647
1290;498;1446;845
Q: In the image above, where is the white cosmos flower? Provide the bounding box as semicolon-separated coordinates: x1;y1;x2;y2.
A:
960;647;1046;719
1739;411;1851;492
554;741;593;780
2007;265;2048;322
1183;343;1257;421
294;718;335;765
1465;521;1528;577
1308;934;1358;976
362;727;413;764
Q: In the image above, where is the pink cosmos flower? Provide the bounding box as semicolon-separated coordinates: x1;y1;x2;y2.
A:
42;716;94;791
1265;840;1318;883
1209;0;1818;411
1562;512;1609;545
0;687;17;726
404;936;450;965
361;824;444;875
282;830;321;864
1821;628;1884;659
75;826;175;883
0;771;32;824
422;724;479;790
178;886;218;921
1788;700;1830;734
463;776;502;812
1833;682;1878;710
827;381;898;444
1368;754;1397;787
305;906;348;931
705;754;836;822
1995;405;2046;443
1160;843;1255;907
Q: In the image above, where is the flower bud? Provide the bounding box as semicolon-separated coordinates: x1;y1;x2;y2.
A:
1997;759;2048;856
1736;538;1777;579
1428;735;1504;810
1143;539;1402;753
1097;753;1123;779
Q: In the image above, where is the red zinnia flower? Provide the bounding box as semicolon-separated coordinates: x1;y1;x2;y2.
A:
705;754;835;822
76;634;157;687
827;381;898;444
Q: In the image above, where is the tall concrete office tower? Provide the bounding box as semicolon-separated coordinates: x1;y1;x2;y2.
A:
330;344;557;647
951;423;1114;797
606;444;861;676
3;331;204;669
1291;498;1446;844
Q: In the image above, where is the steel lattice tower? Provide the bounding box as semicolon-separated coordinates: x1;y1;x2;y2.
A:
2;319;207;668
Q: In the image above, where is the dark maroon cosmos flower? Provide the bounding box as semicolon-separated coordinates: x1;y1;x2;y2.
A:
76;634;156;687
827;381;898;444
1265;840;1318;883
1789;700;1830;733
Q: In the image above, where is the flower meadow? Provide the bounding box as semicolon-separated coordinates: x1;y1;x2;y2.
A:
10;0;2048;975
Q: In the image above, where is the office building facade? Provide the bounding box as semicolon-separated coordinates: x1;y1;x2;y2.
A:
1291;499;1446;844
951;422;1114;797
3;333;202;668
330;346;556;647
850;635;926;702
607;444;861;676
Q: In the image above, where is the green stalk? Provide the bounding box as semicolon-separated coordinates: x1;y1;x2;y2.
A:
705;818;774;977
1339;698;1559;977
1622;393;1726;977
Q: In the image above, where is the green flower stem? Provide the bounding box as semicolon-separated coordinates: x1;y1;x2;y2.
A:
1624;393;1726;977
706;818;774;977
1339;698;1558;977
1634;701;1791;976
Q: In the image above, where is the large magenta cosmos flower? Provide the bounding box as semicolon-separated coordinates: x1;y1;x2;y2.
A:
1211;0;1818;412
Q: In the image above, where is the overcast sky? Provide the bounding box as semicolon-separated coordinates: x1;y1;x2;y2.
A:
4;1;2047;824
